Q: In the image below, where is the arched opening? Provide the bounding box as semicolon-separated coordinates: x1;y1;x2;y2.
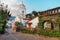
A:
42;20;54;30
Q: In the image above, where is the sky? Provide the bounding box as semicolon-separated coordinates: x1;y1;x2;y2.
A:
1;0;60;13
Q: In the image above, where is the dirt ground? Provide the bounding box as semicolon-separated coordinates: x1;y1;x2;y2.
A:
0;32;60;40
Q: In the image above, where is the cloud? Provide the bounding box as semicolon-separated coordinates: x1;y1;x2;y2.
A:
1;0;19;16
1;0;27;16
2;0;18;9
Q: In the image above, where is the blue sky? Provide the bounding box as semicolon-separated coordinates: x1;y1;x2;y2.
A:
2;0;60;13
18;0;60;13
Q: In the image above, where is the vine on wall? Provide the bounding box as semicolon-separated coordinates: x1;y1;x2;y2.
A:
38;17;43;28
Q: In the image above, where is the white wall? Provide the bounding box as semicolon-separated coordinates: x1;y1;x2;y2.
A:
28;17;39;28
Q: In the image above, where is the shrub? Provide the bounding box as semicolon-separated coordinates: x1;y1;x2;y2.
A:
0;27;2;32
15;22;20;27
21;28;38;34
21;27;60;37
21;26;60;37
0;25;2;34
15;22;23;32
37;29;60;37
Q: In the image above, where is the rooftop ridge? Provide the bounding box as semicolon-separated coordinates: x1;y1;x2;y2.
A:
41;7;60;12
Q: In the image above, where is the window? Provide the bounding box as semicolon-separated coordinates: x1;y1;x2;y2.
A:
55;10;57;13
58;9;60;12
50;11;51;14
52;10;54;14
22;11;24;13
44;22;51;29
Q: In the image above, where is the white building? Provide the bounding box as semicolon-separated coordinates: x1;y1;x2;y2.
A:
27;17;39;30
11;1;26;26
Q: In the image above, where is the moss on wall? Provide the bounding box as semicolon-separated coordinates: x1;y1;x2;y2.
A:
38;14;60;31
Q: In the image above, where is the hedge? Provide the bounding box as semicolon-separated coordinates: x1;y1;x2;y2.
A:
37;29;60;37
21;28;60;37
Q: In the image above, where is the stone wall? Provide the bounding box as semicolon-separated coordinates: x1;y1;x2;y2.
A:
38;7;60;31
41;14;59;31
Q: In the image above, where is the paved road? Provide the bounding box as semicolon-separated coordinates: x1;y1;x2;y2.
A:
0;32;59;40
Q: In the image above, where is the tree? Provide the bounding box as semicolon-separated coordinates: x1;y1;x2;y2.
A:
0;9;11;24
32;11;38;17
26;13;32;19
0;9;11;34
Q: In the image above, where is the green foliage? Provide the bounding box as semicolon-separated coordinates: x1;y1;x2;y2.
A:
0;9;11;24
15;22;24;32
0;9;11;33
26;13;32;19
0;26;2;32
21;28;37;34
21;27;60;37
32;11;38;17
37;29;60;37
56;14;60;24
15;22;20;27
38;17;43;28
26;11;38;19
21;28;32;33
55;14;60;31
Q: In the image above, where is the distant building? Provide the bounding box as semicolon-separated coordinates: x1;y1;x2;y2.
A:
11;1;26;28
38;7;60;30
26;7;60;30
39;7;60;16
15;1;26;26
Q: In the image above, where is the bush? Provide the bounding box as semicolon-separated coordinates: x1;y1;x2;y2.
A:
15;22;20;27
0;25;2;33
15;22;23;32
21;26;60;37
0;27;2;32
37;29;60;37
21;28;38;34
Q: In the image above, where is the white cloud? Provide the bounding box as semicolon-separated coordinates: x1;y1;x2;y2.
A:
1;0;19;16
1;0;27;16
1;0;18;9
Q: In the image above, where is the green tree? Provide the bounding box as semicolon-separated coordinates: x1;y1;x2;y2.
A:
38;17;43;28
26;13;32;19
15;22;20;27
0;9;11;24
0;9;11;33
32;11;38;17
